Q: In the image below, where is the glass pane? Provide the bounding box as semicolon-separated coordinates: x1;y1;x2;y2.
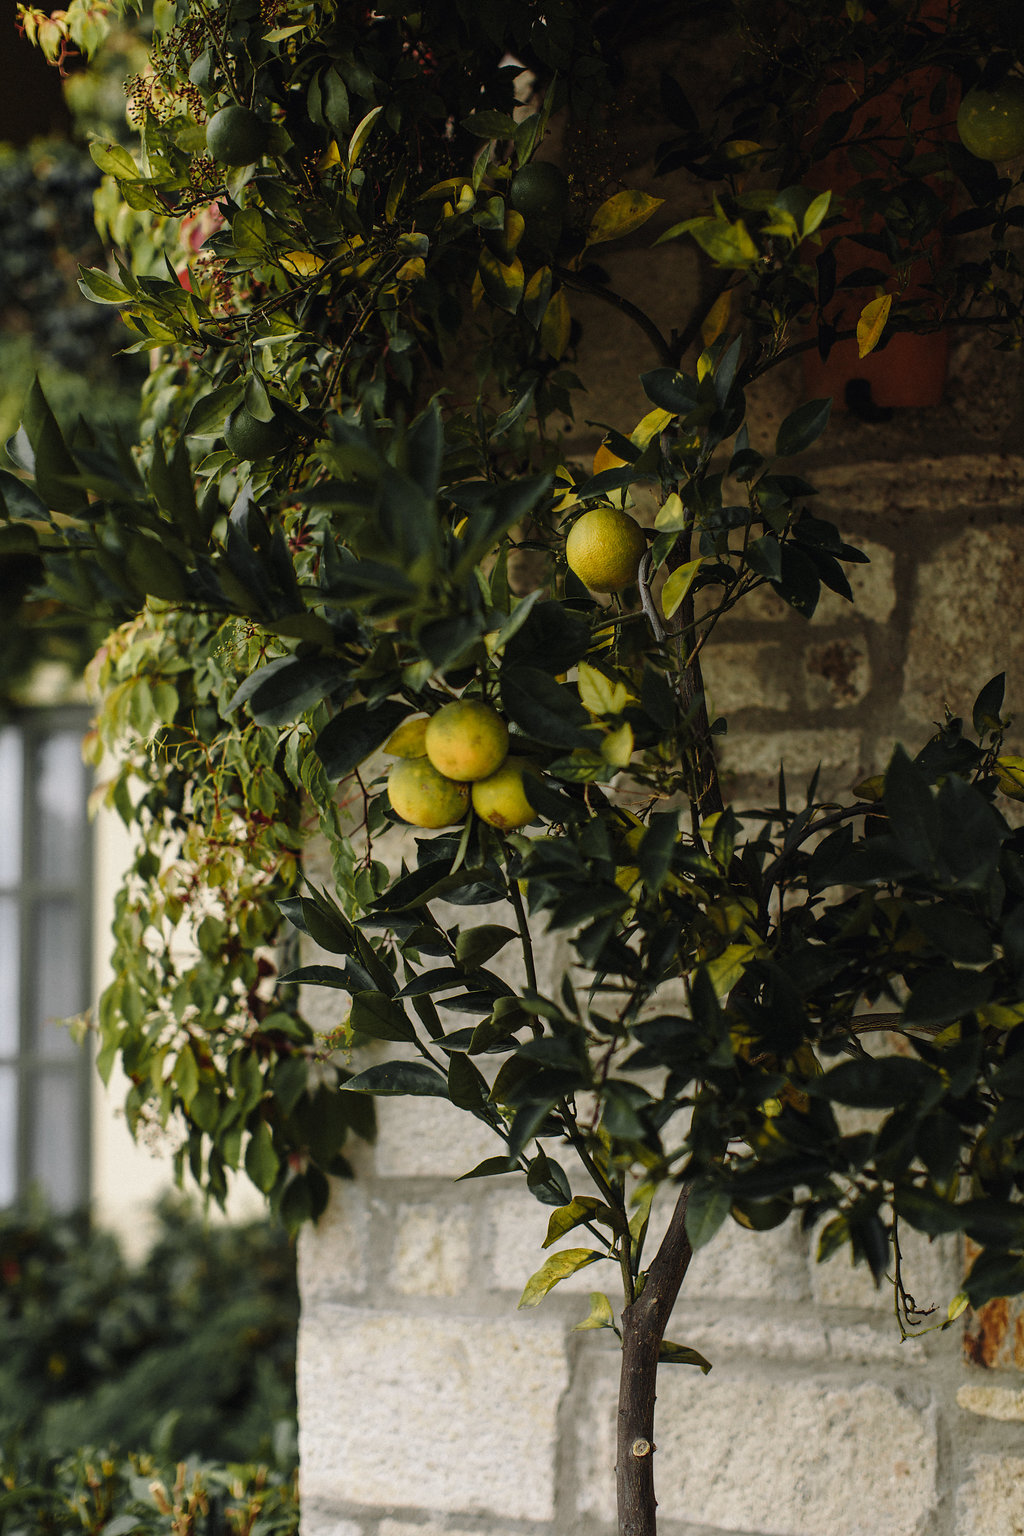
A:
0;730;22;888
33;900;83;1058
0;897;18;1057
28;1070;83;1210
34;730;86;886
0;1066;17;1207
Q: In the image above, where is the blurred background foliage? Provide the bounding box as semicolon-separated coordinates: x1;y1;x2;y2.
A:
0;1197;299;1532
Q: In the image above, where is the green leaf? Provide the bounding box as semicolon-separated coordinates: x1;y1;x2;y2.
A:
456;1155;516;1180
775;398;831;458
350;991;417;1043
343;1060;448;1097
462;109;517;138
348;104;383;167
244;1120;280;1193
661;558;702;620
586;189;664;247
542;1196;609;1247
684;1182;731;1249
455;924;518;968
89;139;139;178
517;1248;603;1308
812;1056;941;1110
314;700;411;779
659;1340;713;1372
228;655;350;726
77;265;132;304
447;1052;489;1110
501;667;591;747
574;1291;616;1331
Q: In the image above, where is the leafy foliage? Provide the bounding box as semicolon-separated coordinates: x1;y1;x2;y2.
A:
0;1197;297;1465
11;0;1024;1369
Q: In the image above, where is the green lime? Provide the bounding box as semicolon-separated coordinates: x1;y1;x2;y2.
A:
224;408;289;462
509;161;570;221
206;105;267;167
957;81;1024;162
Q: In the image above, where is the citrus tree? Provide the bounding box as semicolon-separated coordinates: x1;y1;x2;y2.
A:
10;0;1024;1530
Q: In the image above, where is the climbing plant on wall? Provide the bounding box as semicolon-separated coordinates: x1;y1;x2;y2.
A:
10;0;1024;1528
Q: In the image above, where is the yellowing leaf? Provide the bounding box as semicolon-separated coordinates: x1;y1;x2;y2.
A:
995;755;1024;799
593;441;626;476
601;721;634;768
852;773;885;802
543;1197;607;1248
574;1292;616;1331
857;292;892;359
803;190;832;238
578;660;630;717
397;256;426;282
705;943;755;998
504;207;526;254
348;105;383;168
701;288;732;347
586;189;664;248
279;250;324;278
978;1002;1024;1030
723;139;761;161
654;492;686;531
541;288;570;356
478;250;525;313
661;557;702;619
947;1291;969;1324
518;1248;603;1308
630;407;672;449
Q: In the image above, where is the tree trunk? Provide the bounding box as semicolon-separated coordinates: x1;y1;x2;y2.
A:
616;1181;695;1536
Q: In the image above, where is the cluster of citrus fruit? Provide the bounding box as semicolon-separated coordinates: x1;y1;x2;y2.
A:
385;700;537;831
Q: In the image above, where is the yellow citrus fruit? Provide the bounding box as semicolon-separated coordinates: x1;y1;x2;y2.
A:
957;81;1024;161
425;700;509;782
471;757;538;830
384;716;429;757
205;105;267;166
565;507;646;593
387;757;468;828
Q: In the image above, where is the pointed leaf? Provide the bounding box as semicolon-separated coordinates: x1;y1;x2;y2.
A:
517;1248;603;1308
343;1060;448;1097
574;1291;616;1331
775;398;831;458
586;189;664;247
857;293;892;359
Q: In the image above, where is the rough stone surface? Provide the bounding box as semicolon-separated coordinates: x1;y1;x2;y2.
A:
955;1455;1024;1536
392;1202;473;1297
903;523;1024;725
379;1525;520;1536
372;1096;504;1180
808;1225;958;1312
718;726;862;779
957;1385;1024;1422
577;1363;939;1536
701;643;793;714
485;1185;618;1297
803;638;871;709
298;1306;568;1522
298;1179;370;1300
301;1517;363;1536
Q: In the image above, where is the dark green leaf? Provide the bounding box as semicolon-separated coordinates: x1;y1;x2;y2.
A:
501;667;591;747
775;398;831;458
314;700;411;779
343;1060;448;1096
350;991;417;1043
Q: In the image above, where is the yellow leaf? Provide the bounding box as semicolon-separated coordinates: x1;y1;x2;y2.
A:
348;105;383;169
518;1248;603;1308
978;1002;1024;1030
705;943;755;999
995;755;1024;799
601;721;634;768
852;773;885;802
661;557;702;619
593;441;626;476
319;140;341;171
577;660;630;716
574;1292;616;1331
723;139;761;161
279;250;324;278
504;207;526;254
540;288;570;356
654;492;686;531
857;293;892;359
701;288;732;347
397;256;426;282
586;189;665;248
478;250;525;313
630;407;672;449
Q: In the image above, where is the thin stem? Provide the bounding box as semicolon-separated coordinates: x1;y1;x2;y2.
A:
555;267;674;367
507;862;538;993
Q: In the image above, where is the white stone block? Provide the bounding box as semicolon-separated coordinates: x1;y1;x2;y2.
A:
719;727;862;779
485;1185;619;1299
577;1361;938;1536
392;1203;472;1296
301;1517;363;1536
679;1215;811;1306
373;1095;504;1180
298;1306;568;1521
298;1179;370;1300
955;1455;1024;1535
701;643;792;713
379;1524;520;1536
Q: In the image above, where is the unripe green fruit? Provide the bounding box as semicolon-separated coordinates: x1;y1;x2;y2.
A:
206;105;267;166
509;161;569;253
957;81;1024;162
224;408;289;462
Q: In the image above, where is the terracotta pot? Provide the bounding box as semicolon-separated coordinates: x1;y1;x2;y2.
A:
801;1;958;410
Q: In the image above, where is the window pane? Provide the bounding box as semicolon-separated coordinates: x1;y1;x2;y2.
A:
0;897;18;1057
0;1066;17;1206
28;1070;83;1210
0;730;21;888
34;730;86;886
33;900;83;1058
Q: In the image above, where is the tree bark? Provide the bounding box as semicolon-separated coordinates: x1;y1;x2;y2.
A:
616;1180;695;1536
